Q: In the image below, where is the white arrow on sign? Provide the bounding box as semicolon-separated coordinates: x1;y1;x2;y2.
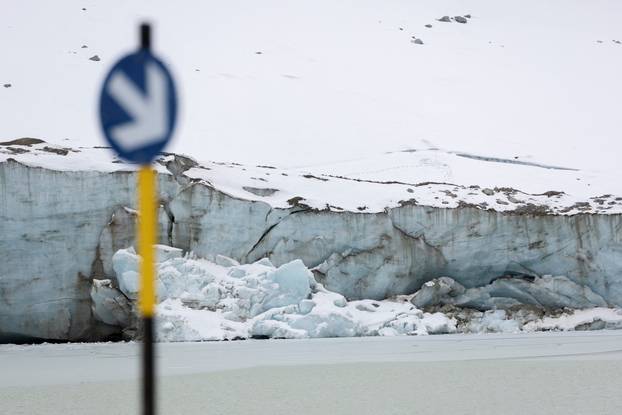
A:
108;62;168;152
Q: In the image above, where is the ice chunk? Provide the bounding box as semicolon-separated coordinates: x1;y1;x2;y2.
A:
464;310;521;333
98;247;620;342
412;275;609;311
260;259;312;311
155;245;183;263
411;277;465;308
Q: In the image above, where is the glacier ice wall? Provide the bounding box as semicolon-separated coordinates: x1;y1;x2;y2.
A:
2;155;622;341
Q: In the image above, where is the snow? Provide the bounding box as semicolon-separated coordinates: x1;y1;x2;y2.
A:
524;308;622;332
100;246;622;341
2;1;622;187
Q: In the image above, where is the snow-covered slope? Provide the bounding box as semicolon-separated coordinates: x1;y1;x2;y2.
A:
2;0;622;173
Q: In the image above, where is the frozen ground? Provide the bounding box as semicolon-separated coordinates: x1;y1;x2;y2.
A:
1;332;622;414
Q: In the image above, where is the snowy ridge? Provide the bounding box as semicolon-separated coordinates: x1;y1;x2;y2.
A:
2;139;622;216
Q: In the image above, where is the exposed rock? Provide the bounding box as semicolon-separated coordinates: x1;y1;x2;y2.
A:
242;186;279;197
286;196;310;208
41;146;69;156
89;55;100;61
0;137;44;146
302;174;328;181
438;16;451;22
3;83;11;88
482;188;495;196
412;38;424;45
511;203;552;216
425;24;433;28
541;190;564;197
90;279;132;327
2;147;29;154
454;16;468;24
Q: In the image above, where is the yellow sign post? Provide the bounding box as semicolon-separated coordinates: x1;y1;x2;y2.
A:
138;166;157;318
138;165;156;415
99;22;177;415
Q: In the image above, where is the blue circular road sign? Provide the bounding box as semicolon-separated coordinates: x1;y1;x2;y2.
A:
99;49;177;164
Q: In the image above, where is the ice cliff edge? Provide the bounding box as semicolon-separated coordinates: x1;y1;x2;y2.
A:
2;139;622;341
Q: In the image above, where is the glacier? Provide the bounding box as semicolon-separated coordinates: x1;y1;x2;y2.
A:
2;140;622;341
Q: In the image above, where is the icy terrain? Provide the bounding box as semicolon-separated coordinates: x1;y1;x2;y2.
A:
3;1;622;342
3;140;622;341
89;245;622;342
3;333;622;415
